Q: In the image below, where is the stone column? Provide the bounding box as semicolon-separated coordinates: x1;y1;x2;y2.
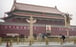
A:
26;16;36;45
64;14;70;37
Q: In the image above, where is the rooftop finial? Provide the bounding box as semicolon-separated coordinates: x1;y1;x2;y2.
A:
14;0;16;3
55;6;57;9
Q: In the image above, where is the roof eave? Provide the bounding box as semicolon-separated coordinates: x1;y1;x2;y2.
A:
5;0;16;15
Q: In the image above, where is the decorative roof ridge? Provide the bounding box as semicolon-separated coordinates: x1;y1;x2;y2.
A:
54;6;64;14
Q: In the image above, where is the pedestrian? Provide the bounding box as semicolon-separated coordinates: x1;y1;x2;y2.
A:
33;33;37;40
60;34;65;42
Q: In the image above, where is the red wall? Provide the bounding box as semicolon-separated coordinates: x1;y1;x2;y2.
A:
0;24;76;37
0;25;46;37
51;27;67;36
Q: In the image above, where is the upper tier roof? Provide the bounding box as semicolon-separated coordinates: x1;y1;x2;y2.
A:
10;1;63;14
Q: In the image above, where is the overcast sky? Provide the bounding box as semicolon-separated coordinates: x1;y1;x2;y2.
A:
0;0;76;25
